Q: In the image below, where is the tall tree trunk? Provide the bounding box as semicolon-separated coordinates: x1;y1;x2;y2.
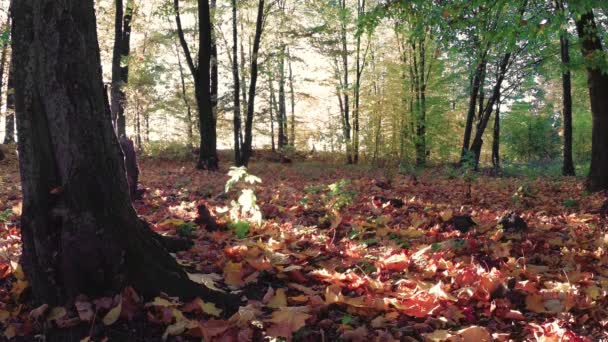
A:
174;0;218;170
560;32;575;176
11;0;237;310
288;49;296;147
469;52;511;166
241;0;265;166
353;0;366;164
340;0;352;164
210;0;218;121
3;66;15;144
461;46;489;162
277;46;287;149
575;10;608;191
491;95;501;170
268;74;276;152
0;12;9;145
231;0;242;165
111;0;133;138
554;0;575;176
175;40;194;152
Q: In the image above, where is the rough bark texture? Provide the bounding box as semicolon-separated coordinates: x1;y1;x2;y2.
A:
575;11;608;191
12;0;237;311
111;0;133;137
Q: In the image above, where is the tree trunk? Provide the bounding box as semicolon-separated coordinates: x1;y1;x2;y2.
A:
575;10;608;191
491;96;501;170
277;46;288;149
175;40;194;152
174;0;218;170
3;66;15;144
469;52;511;166
288;49;296;147
210;0;218;123
111;0;133;138
340;0;352;164
241;0;265;166
11;0;237;310
0;12;9;144
560;33;575;176
231;0;243;165
269;74;276;152
461;46;489;162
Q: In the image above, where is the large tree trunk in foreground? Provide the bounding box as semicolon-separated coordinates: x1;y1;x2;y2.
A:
12;0;236;310
575;10;608;191
111;0;133;137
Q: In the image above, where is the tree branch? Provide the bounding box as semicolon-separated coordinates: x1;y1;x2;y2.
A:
174;0;197;80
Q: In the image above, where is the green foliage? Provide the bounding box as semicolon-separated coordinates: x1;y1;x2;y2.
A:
177;221;197;238
228;221;252;239
220;167;263;238
327;179;356;211
563;198;579;209
0;209;12;223
142;141;193;161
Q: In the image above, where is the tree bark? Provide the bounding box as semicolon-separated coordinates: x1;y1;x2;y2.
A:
288;49;296;147
555;0;575;176
12;0;237;311
0;12;9;144
575;10;608;191
241;0;265;166
340;0;352;164
3;65;15;144
231;0;243;165
491;95;501;170
111;0;133;138
174;0;218;170
269;73;276;152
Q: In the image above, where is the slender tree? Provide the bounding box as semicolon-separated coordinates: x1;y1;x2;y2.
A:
555;0;575;176
231;0;242;165
3;65;14;144
574;9;608;191
11;0;237;309
111;0;134;137
174;0;218;170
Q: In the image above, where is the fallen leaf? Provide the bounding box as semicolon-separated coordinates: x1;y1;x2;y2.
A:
102;296;122;326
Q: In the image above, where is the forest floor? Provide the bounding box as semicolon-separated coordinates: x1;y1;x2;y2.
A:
1;149;608;341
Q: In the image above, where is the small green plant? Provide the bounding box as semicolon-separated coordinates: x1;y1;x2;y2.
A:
563;198;579;209
327;179;356;211
177;221;197;238
0;209;12;223
219;167;263;238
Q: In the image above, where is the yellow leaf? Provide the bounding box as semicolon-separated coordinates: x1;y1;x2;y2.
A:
10;261;25;281
188;273;226;293
451;326;492;341
525;294;545;313
148;297;175;307
423;329;451;341
102;297;122;326
441;210;453;222
266;306;311;340
80;337;91;342
199;300;223;317
158;218;186;228
46;307;67;322
162;319;189;341
325;285;344;304
223;262;244;287
268;288;288;308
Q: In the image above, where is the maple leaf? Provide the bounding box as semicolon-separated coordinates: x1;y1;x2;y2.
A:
266;306;311;341
102;296;122;326
268;288;288;308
